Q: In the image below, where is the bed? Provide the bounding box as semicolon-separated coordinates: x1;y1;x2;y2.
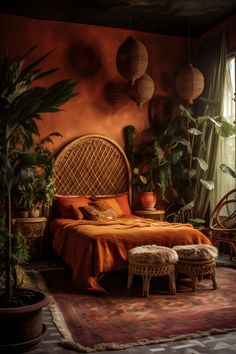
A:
51;134;212;294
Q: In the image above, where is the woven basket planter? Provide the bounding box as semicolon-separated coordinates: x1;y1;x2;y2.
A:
129;73;154;108
116;36;148;85
175;63;204;104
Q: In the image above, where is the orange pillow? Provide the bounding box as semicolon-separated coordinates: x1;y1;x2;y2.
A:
114;193;132;216
92;199;123;217
94;192;132;216
54;195;90;218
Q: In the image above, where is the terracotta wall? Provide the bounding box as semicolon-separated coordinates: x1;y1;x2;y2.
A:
0;14;188;153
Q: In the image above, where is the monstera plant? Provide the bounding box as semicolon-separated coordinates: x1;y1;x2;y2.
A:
0;46;78;350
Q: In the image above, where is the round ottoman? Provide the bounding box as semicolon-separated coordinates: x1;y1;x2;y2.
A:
173;244;218;291
127;245;178;296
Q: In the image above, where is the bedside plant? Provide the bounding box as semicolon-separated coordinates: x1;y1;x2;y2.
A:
13;133;61;218
14;180;34;217
133;168;157;209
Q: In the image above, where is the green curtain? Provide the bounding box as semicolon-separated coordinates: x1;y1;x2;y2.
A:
193;33;227;219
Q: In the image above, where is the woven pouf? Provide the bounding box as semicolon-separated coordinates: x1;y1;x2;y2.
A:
127;245;178;296
173;244;218;291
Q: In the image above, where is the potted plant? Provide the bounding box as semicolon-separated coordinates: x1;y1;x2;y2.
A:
133;167;157;209
0;47;78;352
14;178;34;218
14;133;60;218
163;103;235;222
131;100;235;222
132;131;175;209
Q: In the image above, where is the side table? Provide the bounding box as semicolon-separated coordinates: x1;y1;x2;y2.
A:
135;209;165;221
12;217;47;260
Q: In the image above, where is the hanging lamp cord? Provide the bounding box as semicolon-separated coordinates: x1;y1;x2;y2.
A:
187;17;191;64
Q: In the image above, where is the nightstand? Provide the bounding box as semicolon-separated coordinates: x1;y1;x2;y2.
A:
135;209;165;221
12;217;47;260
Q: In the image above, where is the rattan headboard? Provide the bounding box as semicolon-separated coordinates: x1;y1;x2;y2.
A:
54;134;132;200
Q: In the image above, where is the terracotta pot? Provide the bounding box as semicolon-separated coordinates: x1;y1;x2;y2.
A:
30;207;40;218
18;210;29;218
139;191;157;210
0;289;49;353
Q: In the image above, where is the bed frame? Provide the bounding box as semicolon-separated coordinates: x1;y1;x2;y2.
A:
52;135;212;294
54;134;132;201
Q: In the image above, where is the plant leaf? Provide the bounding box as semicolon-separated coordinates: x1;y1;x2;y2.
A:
200;179;214;190
220;164;236;178
209;116;222;127
186;168;197;178
215;119;236;137
193;157;208;171
197;115;211;125
190;217;206;224
166;148;183;164
18;48;56;83
179;105;196;123
140;175;147;184
172;137;191;153
187;128;202;135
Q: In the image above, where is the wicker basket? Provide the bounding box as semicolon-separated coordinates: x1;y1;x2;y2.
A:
129;73;154;108
175;63;204;104
116;36;148;85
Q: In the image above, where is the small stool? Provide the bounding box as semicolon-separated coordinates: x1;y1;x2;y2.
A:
173;244;218;291
127;245;178;296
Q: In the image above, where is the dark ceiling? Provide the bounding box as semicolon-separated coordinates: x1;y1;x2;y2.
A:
1;0;236;38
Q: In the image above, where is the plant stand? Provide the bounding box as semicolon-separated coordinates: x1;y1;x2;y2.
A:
135;209;165;221
12;217;47;260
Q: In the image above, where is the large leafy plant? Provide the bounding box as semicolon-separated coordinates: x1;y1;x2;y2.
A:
0;47;78;305
133;101;235;220
166;104;235;218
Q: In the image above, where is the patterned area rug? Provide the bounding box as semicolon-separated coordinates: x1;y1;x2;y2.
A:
35;266;236;353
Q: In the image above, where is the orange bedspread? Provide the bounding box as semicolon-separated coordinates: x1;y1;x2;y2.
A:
51;217;212;294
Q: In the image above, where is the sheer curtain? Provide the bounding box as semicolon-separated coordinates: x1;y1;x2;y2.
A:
193;33;227;219
212;56;236;207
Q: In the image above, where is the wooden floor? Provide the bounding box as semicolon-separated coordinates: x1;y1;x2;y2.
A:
26;254;236;354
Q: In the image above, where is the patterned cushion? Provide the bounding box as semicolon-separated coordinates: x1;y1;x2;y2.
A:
173;244;218;260
91;199;123;217
93;193;132;216
128;245;178;264
79;205;117;221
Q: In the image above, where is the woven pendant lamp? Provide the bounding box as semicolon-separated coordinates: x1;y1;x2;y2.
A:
175;63;204;104
129;73;154;108
116;36;148;85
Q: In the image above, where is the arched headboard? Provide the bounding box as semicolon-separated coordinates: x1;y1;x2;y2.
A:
54;134;132;201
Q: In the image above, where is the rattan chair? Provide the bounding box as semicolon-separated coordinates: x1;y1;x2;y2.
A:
210;188;236;260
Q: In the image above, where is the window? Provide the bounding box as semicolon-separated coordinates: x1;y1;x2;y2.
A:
212;55;236;207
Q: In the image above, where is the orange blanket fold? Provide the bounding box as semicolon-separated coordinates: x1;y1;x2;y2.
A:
51;218;211;294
